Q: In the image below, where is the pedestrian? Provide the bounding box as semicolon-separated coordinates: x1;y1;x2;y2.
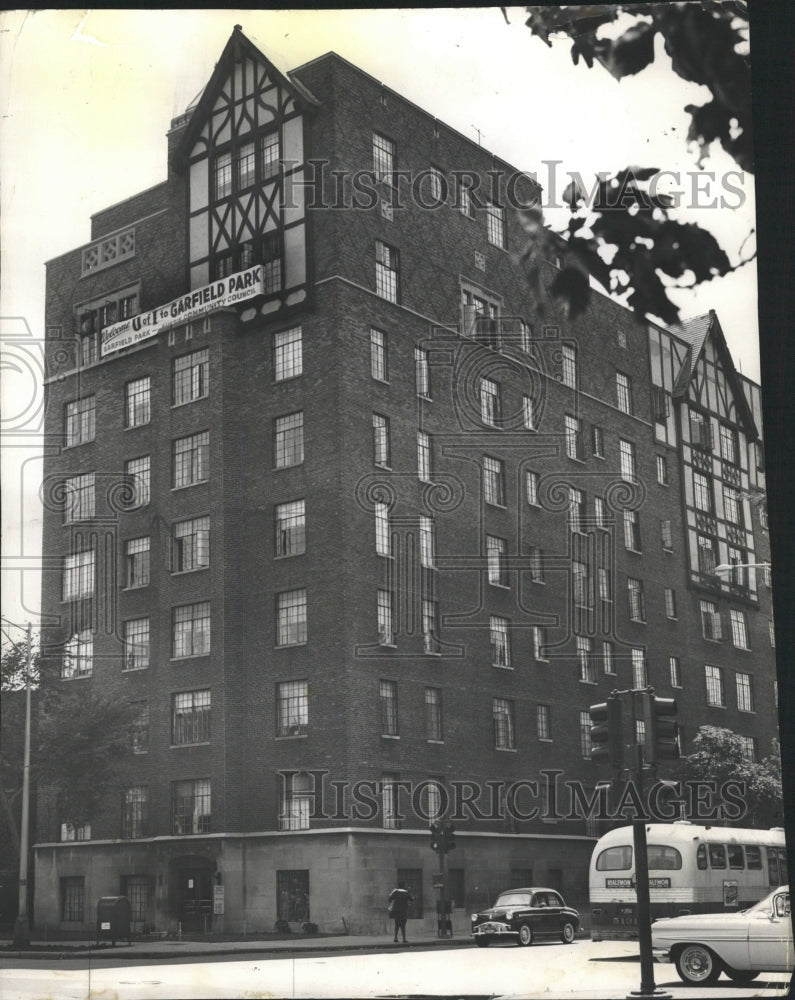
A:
388;881;413;943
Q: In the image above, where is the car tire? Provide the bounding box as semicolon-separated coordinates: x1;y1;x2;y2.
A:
475;936;490;948
726;969;759;985
560;921;576;944
675;944;722;985
517;923;534;947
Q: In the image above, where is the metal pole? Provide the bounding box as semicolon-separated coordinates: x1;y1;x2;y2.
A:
13;623;32;947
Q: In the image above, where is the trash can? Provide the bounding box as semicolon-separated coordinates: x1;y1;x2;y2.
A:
96;896;132;946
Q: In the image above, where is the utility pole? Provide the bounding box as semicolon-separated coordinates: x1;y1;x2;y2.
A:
13;623;32;948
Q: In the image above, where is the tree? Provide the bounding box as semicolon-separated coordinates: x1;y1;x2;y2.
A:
513;3;753;323
0;636;38;867
685;725;783;828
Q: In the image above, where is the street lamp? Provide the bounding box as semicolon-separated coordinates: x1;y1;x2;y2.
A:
1;617;33;948
714;561;770;574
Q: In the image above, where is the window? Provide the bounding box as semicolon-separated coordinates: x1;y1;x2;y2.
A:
415;347;430;397
65;396;96;446
490;615;510;668
487;535;508;586
691;473;713;514
603;640;615;674
277;589;307;646
631;647;647;687
635;719;647;745
173;349;209;406
537;704;551;740
381;773;401;829
124;536;150;589
63;473;95;522
480;378;501;426
705;664;725;706
493;698;515;749
523;395;536;431
529;545;544;583
619;439;636;480
656;455;668;485
237;140;255;189
422;598;440;654
526;470;539;506
577;635;596;683
561;344;576;388
669;656;682;687
279;774;312;831
63;550;94;601
172;689;211;745
736;672;754;712
719;424;737;464
79;329;98;367
375;501;391;557
723;485;743;526
172;778;211;835
665;588;677;619
533;626;548;662
274;412;304;468
122;875;149;923
122;786;148;839
125;456;150;507
373;132;395;184
132;702;149;753
262;231;282;292
689;408;712;450
573;561;590;609
370;328;387;381
580;711;592;758
275;501;305;558
380;680;398;736
565;414;583;460
419;516;435;568
727;546;748;587
660;519;673;551
417;431;432;482
730;609;749;649
458;177;473;217
483;455;504;505
518;319;533;353
274;327;302;381
486;202;506;248
174;431;209;488
173;601;210;658
60;816;91;842
261;130;280;179
373;414;390;467
375;241;399;302
623;509;641;551
61;877;85;922
592;425;604;457
428;166;445;203
700;599;722;640
594;496;606;528
569;487;585;533
616;372;632;414
125;377;150;428
697;533;717;575
214;151;232;199
377;589;394;645
739;736;757;764
123;618;149;671
62;628;92;679
628;577;645;622
173;516;210;571
277;680;308;736
425;687;443;741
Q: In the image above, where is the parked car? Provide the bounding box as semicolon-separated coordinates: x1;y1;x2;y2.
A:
651;885;792;985
471;887;580;947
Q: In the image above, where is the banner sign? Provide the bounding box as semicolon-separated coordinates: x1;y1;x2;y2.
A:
100;265;265;357
605;877;671;889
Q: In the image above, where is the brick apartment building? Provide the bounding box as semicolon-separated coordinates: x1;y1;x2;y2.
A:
34;27;777;936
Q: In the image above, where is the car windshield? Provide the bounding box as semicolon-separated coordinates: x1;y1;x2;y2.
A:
495;892;531;907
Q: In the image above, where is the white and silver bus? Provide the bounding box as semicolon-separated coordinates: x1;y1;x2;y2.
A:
589;822;788;941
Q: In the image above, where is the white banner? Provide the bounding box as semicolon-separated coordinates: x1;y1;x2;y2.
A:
100;265;265;357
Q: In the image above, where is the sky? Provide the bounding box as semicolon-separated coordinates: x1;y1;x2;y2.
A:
0;7;760;627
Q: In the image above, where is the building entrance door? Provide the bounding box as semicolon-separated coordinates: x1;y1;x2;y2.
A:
178;868;213;932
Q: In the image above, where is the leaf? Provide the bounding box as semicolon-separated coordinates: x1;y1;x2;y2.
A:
593;21;656;80
550;265;590;319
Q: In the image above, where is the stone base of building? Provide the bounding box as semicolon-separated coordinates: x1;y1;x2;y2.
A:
33;828;594;937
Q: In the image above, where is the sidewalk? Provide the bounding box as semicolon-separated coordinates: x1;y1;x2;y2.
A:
1;928;474;961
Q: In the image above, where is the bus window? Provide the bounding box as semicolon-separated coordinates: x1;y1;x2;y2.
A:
596;845;632;871
647;845;682;870
697;844;707;870
768;847;788;886
746;846;762;870
727;845;744;870
708;844;726;869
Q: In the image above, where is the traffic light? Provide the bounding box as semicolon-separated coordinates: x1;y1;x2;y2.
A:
642;692;679;763
429;821;442;852
589;696;624;768
444;823;456;852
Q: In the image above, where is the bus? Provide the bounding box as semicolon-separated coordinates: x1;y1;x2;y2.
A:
589;822;788;941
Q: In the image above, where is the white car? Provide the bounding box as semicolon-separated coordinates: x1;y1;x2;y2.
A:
651;885;792;985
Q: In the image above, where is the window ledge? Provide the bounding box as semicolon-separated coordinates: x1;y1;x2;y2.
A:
123;424;150;432
171;654;211;662
122;666;149;674
171;482;209;493
275;733;308;740
170;741;211;749
495;747;517;753
538;738;553;744
381;734;400;740
171;566;211;575
275;642;308;650
491;663;513;670
171;396;209;409
426;739;444;745
489;582;511;590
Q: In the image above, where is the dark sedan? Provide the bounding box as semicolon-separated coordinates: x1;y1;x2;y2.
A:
471;887;580;947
